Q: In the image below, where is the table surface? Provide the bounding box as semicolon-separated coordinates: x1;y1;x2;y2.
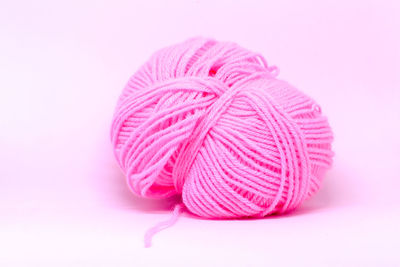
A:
1;0;399;266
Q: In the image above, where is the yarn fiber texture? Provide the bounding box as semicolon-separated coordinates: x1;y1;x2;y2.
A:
111;37;334;219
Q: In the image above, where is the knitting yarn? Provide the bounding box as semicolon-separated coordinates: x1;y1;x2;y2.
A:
111;37;334;221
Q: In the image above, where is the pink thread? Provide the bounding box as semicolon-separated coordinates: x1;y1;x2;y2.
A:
110;37;334;246
144;203;183;248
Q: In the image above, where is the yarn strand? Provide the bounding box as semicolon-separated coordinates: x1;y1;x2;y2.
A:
144;203;184;248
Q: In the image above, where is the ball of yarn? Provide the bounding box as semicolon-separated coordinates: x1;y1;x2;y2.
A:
111;37;334;219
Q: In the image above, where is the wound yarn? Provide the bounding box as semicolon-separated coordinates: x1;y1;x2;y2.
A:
110;37;334;246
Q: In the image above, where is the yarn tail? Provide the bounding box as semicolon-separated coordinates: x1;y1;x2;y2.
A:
144;203;184;248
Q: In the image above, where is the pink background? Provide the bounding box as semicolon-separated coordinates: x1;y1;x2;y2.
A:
1;0;399;266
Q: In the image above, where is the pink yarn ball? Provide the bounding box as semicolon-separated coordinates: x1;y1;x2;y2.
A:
111;37;334;219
